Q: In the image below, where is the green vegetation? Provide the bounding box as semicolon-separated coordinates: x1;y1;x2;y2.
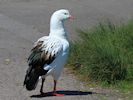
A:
67;20;133;92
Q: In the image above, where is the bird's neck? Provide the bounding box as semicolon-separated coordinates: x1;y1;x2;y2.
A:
49;17;67;39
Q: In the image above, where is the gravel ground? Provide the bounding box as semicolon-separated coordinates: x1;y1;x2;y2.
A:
0;0;133;100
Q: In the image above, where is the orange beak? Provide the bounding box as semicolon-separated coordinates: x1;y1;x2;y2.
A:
68;15;74;20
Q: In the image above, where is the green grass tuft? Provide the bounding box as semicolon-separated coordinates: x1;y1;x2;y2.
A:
68;20;133;85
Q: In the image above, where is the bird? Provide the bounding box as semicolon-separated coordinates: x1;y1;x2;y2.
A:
23;9;73;96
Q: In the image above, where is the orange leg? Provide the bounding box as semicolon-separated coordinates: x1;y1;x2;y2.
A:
52;80;65;96
53;80;56;92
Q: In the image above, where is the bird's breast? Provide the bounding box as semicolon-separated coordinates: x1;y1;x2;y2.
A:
62;40;69;53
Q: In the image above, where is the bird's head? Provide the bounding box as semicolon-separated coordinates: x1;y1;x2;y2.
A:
50;9;73;35
52;9;73;21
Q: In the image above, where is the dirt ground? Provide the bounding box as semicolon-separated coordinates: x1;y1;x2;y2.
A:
0;0;133;100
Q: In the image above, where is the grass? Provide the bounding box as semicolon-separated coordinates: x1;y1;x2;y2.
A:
67;19;133;93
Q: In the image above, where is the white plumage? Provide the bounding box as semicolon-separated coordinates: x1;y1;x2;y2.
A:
37;35;69;79
24;9;73;96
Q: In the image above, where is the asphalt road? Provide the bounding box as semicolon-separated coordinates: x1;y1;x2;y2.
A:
0;0;133;100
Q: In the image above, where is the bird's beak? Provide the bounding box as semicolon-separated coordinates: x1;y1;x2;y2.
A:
68;15;74;20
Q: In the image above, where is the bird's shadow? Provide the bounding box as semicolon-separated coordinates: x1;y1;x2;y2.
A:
30;90;97;98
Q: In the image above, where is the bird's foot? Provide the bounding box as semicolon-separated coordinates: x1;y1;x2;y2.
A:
51;92;65;96
40;91;46;95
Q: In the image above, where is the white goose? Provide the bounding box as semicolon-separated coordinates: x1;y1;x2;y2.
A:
23;9;73;96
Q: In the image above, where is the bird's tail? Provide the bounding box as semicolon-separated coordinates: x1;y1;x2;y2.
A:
23;66;40;91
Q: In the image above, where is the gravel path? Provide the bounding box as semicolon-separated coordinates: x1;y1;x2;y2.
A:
0;0;133;100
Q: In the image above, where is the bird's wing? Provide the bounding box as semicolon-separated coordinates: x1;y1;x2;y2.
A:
24;36;63;88
28;36;63;68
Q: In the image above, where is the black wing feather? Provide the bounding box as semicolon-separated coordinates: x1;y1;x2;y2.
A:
23;40;57;91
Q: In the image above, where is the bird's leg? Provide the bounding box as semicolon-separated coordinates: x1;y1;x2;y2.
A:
52;80;64;96
53;80;56;92
40;78;45;94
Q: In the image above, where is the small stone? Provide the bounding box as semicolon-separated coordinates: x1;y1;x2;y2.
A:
90;88;94;90
4;58;11;65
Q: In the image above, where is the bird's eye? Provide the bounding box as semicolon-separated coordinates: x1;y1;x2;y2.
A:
64;13;68;15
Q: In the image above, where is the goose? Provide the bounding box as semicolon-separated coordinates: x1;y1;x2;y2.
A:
23;9;73;96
